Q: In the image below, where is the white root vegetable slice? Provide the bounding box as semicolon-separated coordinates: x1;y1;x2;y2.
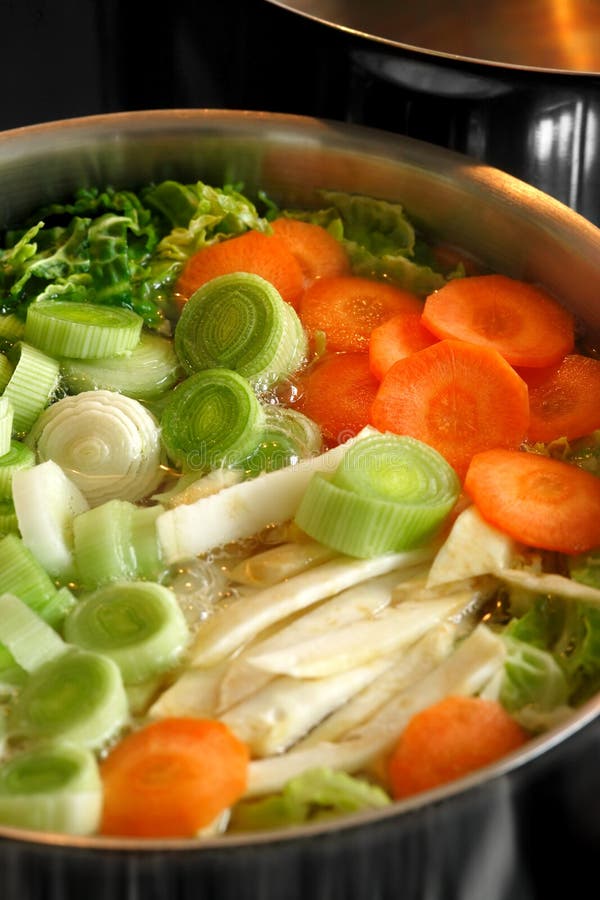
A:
189;547;437;668
217;568;418;711
246;624;506;796
220;657;393;757
156;427;379;563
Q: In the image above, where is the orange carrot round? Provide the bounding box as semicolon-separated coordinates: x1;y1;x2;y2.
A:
518;354;600;443
294;351;380;446
100;717;249;838
464;448;600;553
368;311;438;380
271;217;351;285
388;695;527;799
422;274;575;367
174;230;305;310
298;275;423;353
370;339;530;480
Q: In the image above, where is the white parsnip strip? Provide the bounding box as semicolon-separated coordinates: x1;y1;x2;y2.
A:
228;539;337;587
247;598;459;679
220;657;393;757
498;568;600;607
147;661;228;720
217;568;419;711
190;547;436;668
246;624;506;796
295;622;458;747
156;427;378;564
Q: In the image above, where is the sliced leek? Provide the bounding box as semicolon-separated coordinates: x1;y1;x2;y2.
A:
8;647;128;750
160;368;265;472
3;342;60;435
0;534;67;627
24;300;143;359
12;460;89;582
0;440;35;501
0;745;102;835
26;389;163;506
64;581;189;684
243;405;323;477
0;397;13;456
174;272;307;388
60;331;182;400
73;499;164;590
0;592;65;674
295;434;460;558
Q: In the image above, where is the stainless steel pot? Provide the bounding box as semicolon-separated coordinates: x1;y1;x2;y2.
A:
264;0;600;225
0;109;599;900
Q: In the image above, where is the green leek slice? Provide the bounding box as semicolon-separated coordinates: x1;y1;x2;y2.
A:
26;389;163;506
60;331;183;400
174;272;307;388
73;499;165;590
0;354;13;393
243;405;323;476
0;534;67;627
64;581;189;684
3;342;60;435
161;368;265;471
294;434;460;558
24;301;143;359
0;592;65;674
0;314;25;351
8;647;128;749
0;397;14;456
0;745;102;835
0;440;36;501
0;501;18;537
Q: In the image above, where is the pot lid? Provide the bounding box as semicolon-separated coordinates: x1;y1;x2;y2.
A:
265;0;600;75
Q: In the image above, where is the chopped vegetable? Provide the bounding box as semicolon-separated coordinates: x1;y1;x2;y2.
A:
370;339;530;479
422;273;575;367
99;717;249;837
387;695;528;799
271;217;351;284
520;354;600;442
24;301;143;360
298;275;423;353
464;449;600;553
368;311;438;380
175;229;305;310
294;351;380;446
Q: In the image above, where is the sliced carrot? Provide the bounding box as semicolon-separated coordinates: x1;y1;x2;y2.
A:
368;311;438;381
388;695;527;799
298;275;423;353
174;230;305;309
294;351;380;446
370;339;530;480
422;274;575;367
464;448;600;553
270;217;351;285
100;717;249;838
517;354;600;443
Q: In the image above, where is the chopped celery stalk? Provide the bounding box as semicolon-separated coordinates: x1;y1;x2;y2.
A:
0;534;65;627
0;744;102;835
73;499;164;590
160;368;266;472
8;647;128;750
60;331;182;400
24;300;143;359
0;593;65;674
0;397;14;456
295;434;460;558
12;460;89;582
174;272;307;388
0;439;35;501
64;581;189;685
156;427;379;563
3;342;60;435
26;389;163;506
